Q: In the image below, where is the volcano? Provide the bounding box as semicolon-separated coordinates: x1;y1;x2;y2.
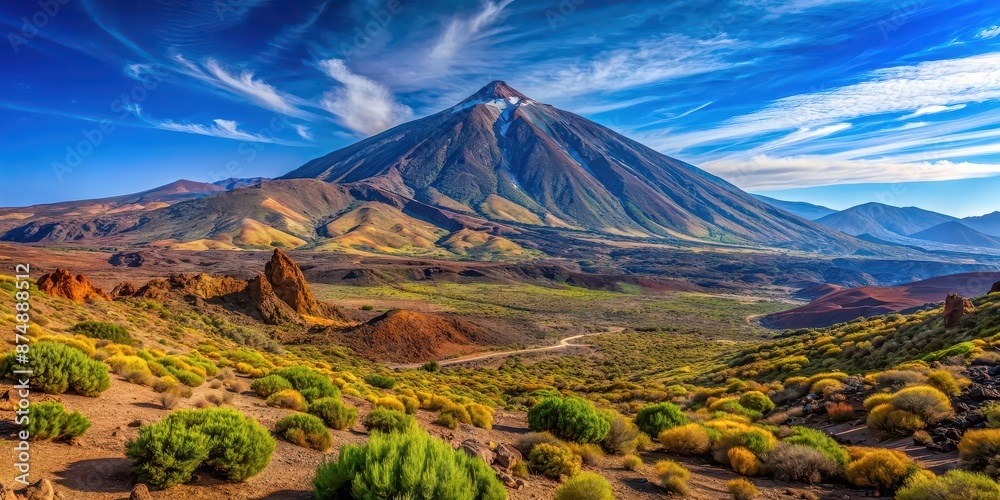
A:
282;81;860;252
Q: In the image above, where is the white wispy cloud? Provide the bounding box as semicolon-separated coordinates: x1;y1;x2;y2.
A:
705;155;1000;190
318;59;413;136
897;104;966;120
735;123;852;159
978;25;1000;39
155;118;298;144
430;0;514;61
529;35;740;99
202;59;309;118
294;124;313;140
666;52;1000;150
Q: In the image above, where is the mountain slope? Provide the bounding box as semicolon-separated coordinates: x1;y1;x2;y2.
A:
816;202;956;239
282;81;862;253
963;212;1000;237
909;221;1000;249
752;195;836;220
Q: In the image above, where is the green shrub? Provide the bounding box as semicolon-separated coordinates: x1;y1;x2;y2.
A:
986;402;1000;428
25;401;91;441
528;443;581;479
655;459;690;495
528;396;610;444
784;427;848;467
554;472;613;500
634;402;689;438
958;428;1000;477
274;366;338;402
364;373;396;389
709;398;763;420
126;408;275;489
71;321;133;344
897;470;1000;500
2;342;110;396
251;374;292;398
313;428;505;500
363;408;415;434
309;397;358;430
276;414;332;451
622;454;642;471
739;391;775;414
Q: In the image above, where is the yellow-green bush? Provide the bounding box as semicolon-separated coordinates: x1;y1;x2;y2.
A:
926;370;962;396
845;448;920;494
466;403;494;429
867;404;925;435
863;393;893;411
958;428;1000;477
896;470;1000;500
659;424;712;456
553;472;613;500
728;446;761;476
890;385;953;423
727;478;759;500
2;341;110;396
622;454;642;471
528;443;581;479
375;396;406;413
26;401;91;441
655;459;690;495
266;389;307;411
309;397;358;430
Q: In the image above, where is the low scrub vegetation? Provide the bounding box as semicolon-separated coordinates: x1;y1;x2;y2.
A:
528;396;610;444
2;341;110;396
313;428;505;499
655;459;690;495
126;408;275;489
71;321;133;344
275;413;333;451
634;402;689;437
309;397;358;430
362;408;415;434
26;401;91;441
553;472;613;500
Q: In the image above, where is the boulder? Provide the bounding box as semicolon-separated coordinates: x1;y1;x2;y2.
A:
25;478;53;500
37;269;111;302
943;293;974;327
991;281;1000;294
494;443;522;470
129;484;153;500
460;440;495;465
109;251;146;268
110;282;137;299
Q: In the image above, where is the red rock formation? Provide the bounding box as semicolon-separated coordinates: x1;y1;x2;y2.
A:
264;249;325;317
246;274;302;325
944;293;975;327
110;282;138;299
339;309;489;362
36;269;111;302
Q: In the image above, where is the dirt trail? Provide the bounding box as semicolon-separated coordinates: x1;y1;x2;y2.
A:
392;327;625;369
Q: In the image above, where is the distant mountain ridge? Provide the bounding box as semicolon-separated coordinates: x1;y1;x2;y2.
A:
963;212;1000;237
816;202;957;239
909;221;1000;249
752;195;836;220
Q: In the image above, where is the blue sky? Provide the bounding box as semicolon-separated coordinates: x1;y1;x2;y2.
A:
2;0;1000;217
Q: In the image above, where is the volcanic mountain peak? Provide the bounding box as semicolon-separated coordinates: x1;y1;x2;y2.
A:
462;80;531;104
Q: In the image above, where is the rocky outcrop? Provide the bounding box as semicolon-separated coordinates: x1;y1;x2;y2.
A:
110;282;138;299
25;478;54;500
0;483;16;500
247;274;303;325
36;269;111;302
944;293;975;327
264;249;325;317
991;281;1000;294
129;250;343;326
337;309;489;363
461;440;495;465
495;443;522;470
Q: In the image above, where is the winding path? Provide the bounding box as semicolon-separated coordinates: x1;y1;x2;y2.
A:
393;327;624;369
